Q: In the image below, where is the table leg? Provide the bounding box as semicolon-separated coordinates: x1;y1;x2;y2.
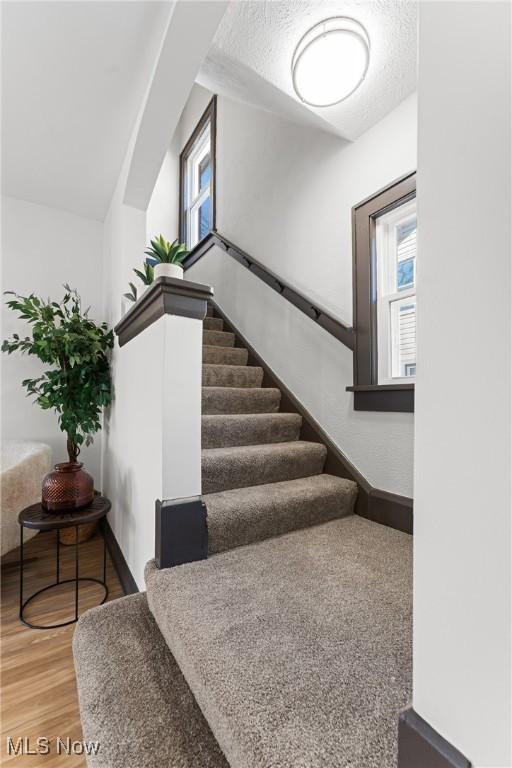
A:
102;519;107;585
19;525;23;618
56;529;60;584
75;526;79;621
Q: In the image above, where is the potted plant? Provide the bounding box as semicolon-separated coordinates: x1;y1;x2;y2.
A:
145;235;189;280
121;262;155;315
133;261;155;293
2;286;113;531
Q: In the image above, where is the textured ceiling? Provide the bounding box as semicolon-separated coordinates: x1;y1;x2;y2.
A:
198;0;418;140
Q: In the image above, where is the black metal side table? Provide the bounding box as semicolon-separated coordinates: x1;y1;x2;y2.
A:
18;495;111;629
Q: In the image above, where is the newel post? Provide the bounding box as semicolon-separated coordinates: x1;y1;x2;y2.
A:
115;275;213;569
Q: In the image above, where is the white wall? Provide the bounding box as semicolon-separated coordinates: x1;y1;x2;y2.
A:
414;3;511;766
217;91;417;324
146;133;179;243
188;245;414;495
145;85;416;496
1;196;104;482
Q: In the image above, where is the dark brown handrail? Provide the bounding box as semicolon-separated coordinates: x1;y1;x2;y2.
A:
182;231;354;350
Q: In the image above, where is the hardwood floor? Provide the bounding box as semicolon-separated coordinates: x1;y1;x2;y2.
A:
1;530;124;766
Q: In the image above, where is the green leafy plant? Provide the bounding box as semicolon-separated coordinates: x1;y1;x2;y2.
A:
145;234;189;266
123;282;138;303
2;286;114;463
133;261;154;286
123;262;155;304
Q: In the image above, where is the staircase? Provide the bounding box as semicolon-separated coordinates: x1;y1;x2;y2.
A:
73;302;412;768
201;305;357;554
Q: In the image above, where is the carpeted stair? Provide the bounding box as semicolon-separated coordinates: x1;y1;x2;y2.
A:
73;593;228;768
201;304;357;554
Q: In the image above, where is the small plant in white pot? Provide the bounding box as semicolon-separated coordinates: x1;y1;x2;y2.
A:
145;235;189;280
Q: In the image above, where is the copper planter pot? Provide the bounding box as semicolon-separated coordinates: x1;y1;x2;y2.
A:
41;462;94;513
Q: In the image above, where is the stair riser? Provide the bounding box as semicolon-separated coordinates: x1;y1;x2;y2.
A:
202;346;249;366
202;388;281;415
202;414;302;449
202;365;263;389
203;330;235;348
202;444;327;494
205;476;358;554
203;317;224;331
206;304;214;317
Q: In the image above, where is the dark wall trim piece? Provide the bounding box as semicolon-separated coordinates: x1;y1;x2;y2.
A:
155;496;208;569
347;384;415;413
114;276;213;347
183;231;355;351
366;489;413;534
212;301;413;535
351;171;416;412
398;709;472;768
104;519;138;595
179;95;217;246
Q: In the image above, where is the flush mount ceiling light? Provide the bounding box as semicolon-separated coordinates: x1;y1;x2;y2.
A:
292;17;370;108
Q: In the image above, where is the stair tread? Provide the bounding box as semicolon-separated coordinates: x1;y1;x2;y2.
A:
145;516;412;768
202;386;281;415
202;412;302;449
205;474;357;554
203;317;224;331
203;330;235;348
202;363;263;389
203;345;249;366
202;440;327;494
202;439;325;457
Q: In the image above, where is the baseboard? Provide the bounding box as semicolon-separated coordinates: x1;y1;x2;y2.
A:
398;709;472;767
366;489;413;535
212;301;413;535
104;519;138;595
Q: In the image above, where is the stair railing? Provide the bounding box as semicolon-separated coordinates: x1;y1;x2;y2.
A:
182;232;354;351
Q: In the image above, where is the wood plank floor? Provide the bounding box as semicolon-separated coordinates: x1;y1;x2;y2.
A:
1;530;124;766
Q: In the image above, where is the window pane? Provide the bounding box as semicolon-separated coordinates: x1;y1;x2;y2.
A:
391;297;416;378
397;257;414;290
375;196;417;382
199;155;211;190
199;195;211;240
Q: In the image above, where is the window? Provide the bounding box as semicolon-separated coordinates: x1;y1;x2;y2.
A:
180;96;216;250
376;199;417;383
349;172;416;412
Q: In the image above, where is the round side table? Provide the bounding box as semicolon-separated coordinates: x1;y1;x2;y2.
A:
18;495;111;630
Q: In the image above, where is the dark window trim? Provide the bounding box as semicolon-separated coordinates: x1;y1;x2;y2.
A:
349;171;416;413
179;95;217;247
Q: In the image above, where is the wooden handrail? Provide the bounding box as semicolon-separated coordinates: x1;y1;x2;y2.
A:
183;231;354;351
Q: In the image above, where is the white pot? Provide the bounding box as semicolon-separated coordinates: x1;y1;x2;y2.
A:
154;263;183;280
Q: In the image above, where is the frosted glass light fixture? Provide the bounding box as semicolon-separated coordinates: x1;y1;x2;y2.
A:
292;17;370;107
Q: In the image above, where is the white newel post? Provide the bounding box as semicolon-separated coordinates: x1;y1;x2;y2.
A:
114;275;213;572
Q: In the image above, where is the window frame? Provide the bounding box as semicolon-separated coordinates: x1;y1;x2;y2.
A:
347;171;416;413
179;95;217;249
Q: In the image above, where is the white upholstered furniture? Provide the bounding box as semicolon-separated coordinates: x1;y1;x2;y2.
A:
1;441;52;556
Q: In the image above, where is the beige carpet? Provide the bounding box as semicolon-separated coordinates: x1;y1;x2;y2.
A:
146;515;412;768
73;592;228;768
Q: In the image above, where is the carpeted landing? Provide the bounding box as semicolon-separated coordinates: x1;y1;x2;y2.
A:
145;515;412;768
